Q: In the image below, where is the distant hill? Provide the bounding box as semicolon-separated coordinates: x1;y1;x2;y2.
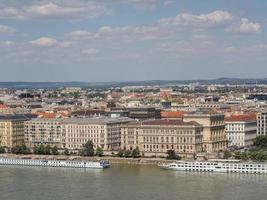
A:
0;78;266;89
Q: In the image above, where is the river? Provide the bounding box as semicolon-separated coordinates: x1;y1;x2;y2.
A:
0;164;266;200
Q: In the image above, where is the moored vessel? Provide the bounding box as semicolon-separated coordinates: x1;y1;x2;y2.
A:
0;157;110;169
159;159;267;174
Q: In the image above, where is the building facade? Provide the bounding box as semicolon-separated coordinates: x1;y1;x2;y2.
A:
24;118;63;148
61;117;132;150
0;115;33;148
225;115;257;147
121;119;203;157
257;111;267;136
183;113;228;152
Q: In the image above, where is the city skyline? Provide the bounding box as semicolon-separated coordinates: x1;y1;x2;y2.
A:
0;0;267;81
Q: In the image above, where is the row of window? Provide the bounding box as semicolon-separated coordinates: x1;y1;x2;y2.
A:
142;136;197;144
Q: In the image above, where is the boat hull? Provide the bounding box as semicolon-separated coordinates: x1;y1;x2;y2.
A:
0;158;110;169
159;161;267;174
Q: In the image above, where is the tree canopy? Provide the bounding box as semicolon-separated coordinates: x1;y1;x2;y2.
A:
11;144;30;154
253;135;267;150
80;140;95;156
166;150;181;160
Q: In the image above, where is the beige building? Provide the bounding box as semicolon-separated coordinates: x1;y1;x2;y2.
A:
61;117;132;150
24;118;63;148
183;113;228;152
0;115;32;148
121;119;203;157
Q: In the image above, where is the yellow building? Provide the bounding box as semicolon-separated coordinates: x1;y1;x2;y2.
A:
0;115;32;148
61;117;132;150
24;118;63;148
121;119;203;157
183;113;228;153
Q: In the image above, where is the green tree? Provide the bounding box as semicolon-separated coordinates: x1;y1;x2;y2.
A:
124;150;132;157
52;146;59;155
44;145;52;155
11;144;30;154
34;145;52;155
253;136;267;150
234;152;249;160
95;147;104;157
117;150;124;157
38;144;45;154
21;144;30;154
33;146;39;154
63;148;70;155
131;147;140;158
223;150;232;159
80;140;94;156
166;150;181;160
249;150;267;161
0;146;5;153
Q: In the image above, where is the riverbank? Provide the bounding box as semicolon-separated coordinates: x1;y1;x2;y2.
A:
0;154;175;166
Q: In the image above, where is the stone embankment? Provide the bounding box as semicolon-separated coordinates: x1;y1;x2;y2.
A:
0;154;175;166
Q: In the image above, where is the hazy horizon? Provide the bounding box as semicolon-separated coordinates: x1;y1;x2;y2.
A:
0;0;267;82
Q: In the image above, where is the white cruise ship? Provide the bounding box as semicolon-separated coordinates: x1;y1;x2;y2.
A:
159;159;267;174
0;157;110;169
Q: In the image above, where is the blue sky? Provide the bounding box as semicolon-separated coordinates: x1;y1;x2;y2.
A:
0;0;266;82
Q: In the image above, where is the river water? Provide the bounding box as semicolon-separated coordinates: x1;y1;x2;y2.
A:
0;164;266;200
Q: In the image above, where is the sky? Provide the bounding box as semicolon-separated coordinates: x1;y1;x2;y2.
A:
0;0;267;82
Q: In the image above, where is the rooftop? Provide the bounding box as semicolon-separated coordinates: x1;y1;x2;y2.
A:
126;119;201;127
0;104;9;109
62;117;133;125
0;114;36;121
225;114;256;122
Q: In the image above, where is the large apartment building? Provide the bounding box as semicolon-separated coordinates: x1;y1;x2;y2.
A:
225;115;257;147
121;119;203;157
0;115;33;148
24;118;63;148
183;113;228;152
257;111;267;136
61;117;132;150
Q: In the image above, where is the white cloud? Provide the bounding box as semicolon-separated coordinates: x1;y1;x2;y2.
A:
0;25;15;33
30;37;58;47
81;48;99;55
0;0;162;21
163;1;176;6
255;44;267;49
98;26;160;40
226;18;261;33
113;0;159;9
69;30;96;40
69;25;162;42
0;1;111;20
159;10;233;28
0;40;15;45
193;34;213;40
224;46;237;53
60;41;72;48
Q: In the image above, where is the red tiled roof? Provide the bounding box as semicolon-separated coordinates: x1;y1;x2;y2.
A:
225;114;256;122
35;112;57;118
0;104;8;109
161;111;186;118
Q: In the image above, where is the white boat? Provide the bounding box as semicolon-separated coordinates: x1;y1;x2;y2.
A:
0;157;110;169
159;159;267;174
